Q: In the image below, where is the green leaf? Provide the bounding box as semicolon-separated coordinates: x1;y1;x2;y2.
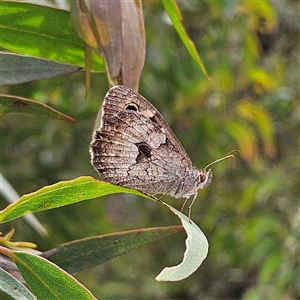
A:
10;251;96;299
0;52;81;86
0;177;209;282
259;251;282;283
43;226;183;274
236;101;276;158
155;203;209;281
225;120;257;163
0;1;103;72
0;95;75;122
0;176;153;223
162;0;209;79
0;267;35;300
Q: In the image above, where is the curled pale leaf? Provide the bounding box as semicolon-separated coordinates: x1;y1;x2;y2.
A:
156;203;209;282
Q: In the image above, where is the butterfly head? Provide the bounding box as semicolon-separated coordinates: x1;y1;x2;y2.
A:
198;168;213;189
198;149;240;190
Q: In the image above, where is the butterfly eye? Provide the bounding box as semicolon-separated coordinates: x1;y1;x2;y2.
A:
125;103;138;111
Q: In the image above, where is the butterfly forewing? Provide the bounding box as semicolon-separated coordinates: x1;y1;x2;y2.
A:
90;85;194;195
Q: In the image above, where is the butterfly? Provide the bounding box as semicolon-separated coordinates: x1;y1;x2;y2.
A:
90;85;238;219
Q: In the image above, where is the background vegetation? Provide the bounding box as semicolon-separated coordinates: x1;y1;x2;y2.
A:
1;0;299;299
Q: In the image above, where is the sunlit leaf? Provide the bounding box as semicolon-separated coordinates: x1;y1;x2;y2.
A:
6;250;96;299
0;1;103;71
243;32;260;64
0;176;153;223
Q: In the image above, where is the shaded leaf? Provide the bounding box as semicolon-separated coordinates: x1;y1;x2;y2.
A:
0;52;81;86
0;176;153;223
43;226;183;274
155;203;209;282
0;95;75;123
0;267;35;300
238;182;260;214
0;1;103;71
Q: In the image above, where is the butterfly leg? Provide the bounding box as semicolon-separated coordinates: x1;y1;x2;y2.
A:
142;192;164;204
188;192;198;223
181;197;189;212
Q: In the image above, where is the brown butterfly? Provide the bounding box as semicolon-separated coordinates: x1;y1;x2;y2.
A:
90;85;238;219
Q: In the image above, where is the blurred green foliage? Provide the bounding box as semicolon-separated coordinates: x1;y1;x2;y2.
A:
0;0;299;299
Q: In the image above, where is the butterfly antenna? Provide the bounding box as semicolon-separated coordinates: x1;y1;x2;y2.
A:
204;149;239;170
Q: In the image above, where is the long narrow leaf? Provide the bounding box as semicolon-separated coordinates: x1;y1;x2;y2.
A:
0;267;35;300
0;176;153;223
0;52;81;86
0;1;103;71
0;95;75;123
162;0;210;79
43;226;183;274
5;250;97;299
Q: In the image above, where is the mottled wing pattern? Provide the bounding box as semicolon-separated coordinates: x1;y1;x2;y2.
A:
90;85;193;195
